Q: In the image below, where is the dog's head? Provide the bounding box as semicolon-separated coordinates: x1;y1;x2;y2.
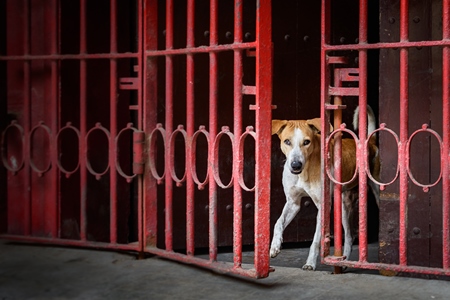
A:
272;118;328;175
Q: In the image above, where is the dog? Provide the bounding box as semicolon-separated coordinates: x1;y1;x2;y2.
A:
270;106;380;270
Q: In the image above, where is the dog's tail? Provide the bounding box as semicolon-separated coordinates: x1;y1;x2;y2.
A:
353;105;376;137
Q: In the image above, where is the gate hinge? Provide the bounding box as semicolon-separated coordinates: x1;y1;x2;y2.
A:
133;130;146;175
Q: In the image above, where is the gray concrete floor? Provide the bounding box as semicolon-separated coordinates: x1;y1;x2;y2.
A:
1;239;449;299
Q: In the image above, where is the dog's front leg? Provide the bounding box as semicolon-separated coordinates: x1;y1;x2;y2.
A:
303;207;321;270
270;198;301;258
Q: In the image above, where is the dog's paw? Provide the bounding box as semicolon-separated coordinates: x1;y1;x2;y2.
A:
270;237;282;258
302;264;316;271
270;245;281;258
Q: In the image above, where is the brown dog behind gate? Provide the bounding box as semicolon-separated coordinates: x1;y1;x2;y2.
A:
270;106;380;270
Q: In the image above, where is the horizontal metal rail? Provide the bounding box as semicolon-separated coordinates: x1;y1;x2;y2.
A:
147;247;274;278
324;39;450;51
145;42;257;56
323;256;450;277
0;235;140;252
0;53;140;60
0;43;257;61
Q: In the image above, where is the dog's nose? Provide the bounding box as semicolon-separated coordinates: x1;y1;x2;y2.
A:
290;161;302;172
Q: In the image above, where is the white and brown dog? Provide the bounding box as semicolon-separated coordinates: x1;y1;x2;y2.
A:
270;106;380;270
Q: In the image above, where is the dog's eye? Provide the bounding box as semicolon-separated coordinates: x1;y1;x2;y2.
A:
284;139;291;146
303;140;311;146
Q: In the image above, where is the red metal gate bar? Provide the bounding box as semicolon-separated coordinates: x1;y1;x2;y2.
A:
209;0;219;263
0;235;140;251
233;0;244;269
145;42;257;56
332;93;343;272
22;0;31;237
331;65;359;271
11;35;450;62
254;0;272;276
329;68;347;271
398;0;409;267
47;0;58;238
443;0;450;271
186;0;195;256
136;0;144;254
110;0;118;244
148;247;264;278
322;259;450;277
0;53;140;60
320;0;332;262
79;0;88;242
164;0;174;252
323;40;450;51
357;0;369;263
142;0;159;249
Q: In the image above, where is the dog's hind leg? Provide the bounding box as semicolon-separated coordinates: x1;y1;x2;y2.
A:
270;198;301;258
303;208;321;270
342;190;355;260
369;179;380;208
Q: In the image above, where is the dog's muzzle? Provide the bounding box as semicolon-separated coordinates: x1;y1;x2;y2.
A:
290;160;303;174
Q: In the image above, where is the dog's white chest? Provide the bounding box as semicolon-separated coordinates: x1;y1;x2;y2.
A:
282;166;308;198
282;163;321;207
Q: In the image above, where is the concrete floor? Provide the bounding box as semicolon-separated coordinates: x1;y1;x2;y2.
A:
1;239;449;299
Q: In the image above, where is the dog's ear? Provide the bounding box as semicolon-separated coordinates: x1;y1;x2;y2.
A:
272;120;287;135
306;118;333;134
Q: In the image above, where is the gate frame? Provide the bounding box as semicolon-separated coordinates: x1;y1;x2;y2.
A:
1;0;273;279
142;0;273;279
0;0;145;253
320;0;450;276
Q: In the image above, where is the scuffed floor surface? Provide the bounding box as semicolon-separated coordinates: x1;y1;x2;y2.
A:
0;240;449;300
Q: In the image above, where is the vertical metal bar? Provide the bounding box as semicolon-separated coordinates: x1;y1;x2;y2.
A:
332;72;343;268
142;0;158;249
208;0;218;261
442;0;450;270
47;0;59;238
358;0;369;263
232;0;243;268
136;0;143;130
359;0;368;42
398;0;409;267
23;0;31;236
254;0;272;278
79;0;88;241
320;0;332;261
186;0;195;256
165;0;174;251
109;0;118;244
137;0;143;251
137;0;145;253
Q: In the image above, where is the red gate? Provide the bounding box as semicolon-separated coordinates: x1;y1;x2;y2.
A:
9;0;449;280
321;0;450;277
1;0;145;251
141;0;273;278
0;0;273;279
